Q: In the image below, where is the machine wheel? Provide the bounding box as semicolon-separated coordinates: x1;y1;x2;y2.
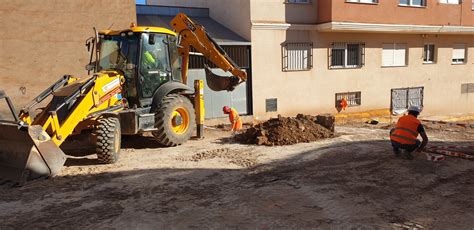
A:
152;94;196;146
94;117;121;164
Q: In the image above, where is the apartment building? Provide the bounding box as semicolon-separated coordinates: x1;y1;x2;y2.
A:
146;0;473;119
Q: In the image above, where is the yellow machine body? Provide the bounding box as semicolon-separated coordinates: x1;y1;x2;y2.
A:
0;72;124;185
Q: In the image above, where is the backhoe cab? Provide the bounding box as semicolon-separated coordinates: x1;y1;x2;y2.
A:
0;13;247;185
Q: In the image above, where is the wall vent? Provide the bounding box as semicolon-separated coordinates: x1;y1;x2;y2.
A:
266;98;278;112
461;83;474;94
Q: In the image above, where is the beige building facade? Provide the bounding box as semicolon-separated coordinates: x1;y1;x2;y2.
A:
147;0;474;119
0;0;136;118
149;0;473;119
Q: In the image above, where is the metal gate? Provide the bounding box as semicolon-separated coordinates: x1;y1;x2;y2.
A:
186;45;251;119
187;69;248;119
391;87;424;115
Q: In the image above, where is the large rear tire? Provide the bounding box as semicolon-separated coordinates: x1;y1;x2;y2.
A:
152;94;196;146
94;117;121;164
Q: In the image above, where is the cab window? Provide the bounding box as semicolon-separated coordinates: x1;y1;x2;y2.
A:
139;33;171;98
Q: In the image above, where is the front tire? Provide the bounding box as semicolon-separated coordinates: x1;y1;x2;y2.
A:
94;117;121;164
152;94;196;146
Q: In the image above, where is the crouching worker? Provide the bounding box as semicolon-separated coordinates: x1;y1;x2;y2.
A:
390;106;428;160
223;106;242;134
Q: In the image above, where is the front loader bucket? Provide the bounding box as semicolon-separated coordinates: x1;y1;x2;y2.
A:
204;65;240;92
0;122;66;185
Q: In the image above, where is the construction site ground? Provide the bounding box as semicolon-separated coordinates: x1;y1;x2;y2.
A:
0;121;473;229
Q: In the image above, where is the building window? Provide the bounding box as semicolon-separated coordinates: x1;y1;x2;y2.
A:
282;42;313;71
285;0;311;3
382;43;407;67
329;42;365;69
452;43;466;64
346;0;378;3
335;92;362;108
399;0;426;7
391;87;424;115
423;44;436;63
439;0;460;4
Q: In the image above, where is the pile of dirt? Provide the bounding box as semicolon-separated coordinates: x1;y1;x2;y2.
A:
235;114;335;146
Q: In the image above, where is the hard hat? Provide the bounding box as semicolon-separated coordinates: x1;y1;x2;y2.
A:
222;106;230;113
407;105;422;113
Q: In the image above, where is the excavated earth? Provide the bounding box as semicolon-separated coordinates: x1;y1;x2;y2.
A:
236;114;335;146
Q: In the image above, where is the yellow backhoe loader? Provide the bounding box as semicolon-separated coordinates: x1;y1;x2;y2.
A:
0;13;247;185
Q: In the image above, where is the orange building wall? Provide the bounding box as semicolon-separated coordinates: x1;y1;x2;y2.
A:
318;0;474;26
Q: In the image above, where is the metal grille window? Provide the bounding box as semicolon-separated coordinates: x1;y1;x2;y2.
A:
188;46;250;69
461;83;474;94
282;42;313;71
423;44;436;63
335;92;362;107
391;87;424;115
329;42;365;69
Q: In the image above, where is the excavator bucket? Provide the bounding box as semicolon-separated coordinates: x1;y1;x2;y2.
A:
204;65;241;92
0;122;66;186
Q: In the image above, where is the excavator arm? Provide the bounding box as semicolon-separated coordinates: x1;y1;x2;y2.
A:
170;13;247;91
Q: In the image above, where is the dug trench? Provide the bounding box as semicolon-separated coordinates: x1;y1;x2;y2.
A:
0;116;472;229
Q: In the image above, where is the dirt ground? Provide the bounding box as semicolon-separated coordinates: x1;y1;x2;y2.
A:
0;121;473;229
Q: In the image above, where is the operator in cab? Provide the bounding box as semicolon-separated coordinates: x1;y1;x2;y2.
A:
390;106;429;160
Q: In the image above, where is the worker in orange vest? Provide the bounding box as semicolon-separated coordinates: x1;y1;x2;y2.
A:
390;106;429;160
223;106;242;134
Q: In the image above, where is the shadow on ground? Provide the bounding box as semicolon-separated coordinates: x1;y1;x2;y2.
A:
1;139;473;229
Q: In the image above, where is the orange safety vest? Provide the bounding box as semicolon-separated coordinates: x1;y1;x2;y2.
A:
390;114;420;145
340;97;348;110
229;108;242;131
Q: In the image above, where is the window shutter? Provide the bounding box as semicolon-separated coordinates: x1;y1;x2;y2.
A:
360;43;366;66
282;42;312;71
453;44;466;60
394;43;406;66
382;43;395;66
288;47;297;70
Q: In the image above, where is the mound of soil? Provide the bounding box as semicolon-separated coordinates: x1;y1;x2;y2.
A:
235;114;335;146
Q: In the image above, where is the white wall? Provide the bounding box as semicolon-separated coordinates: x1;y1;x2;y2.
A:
146;0;251;40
